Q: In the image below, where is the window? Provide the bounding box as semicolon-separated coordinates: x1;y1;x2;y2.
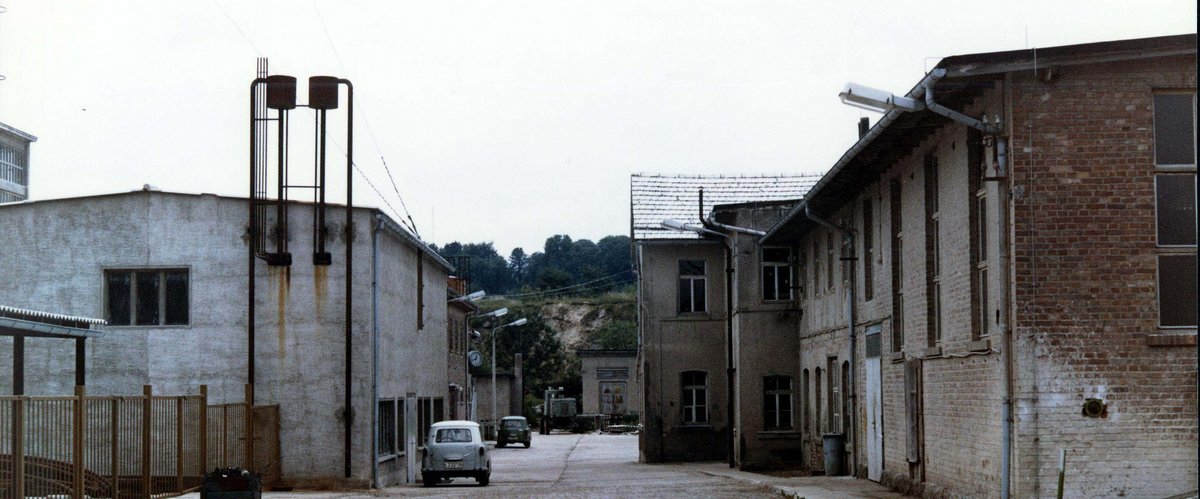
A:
862;198;875;301
105;269;189;326
925;151;941;346
812;239;821;293
1154;92;1197;328
678;260;707;313
814;367;823;432
681;371;708;424
826;232;835;291
968;128;989;340
826;357;840;433
378;399;398;457
762;247;793;301
797;247;808;300
890;179;904;352
801;369;810;434
763;375;793;430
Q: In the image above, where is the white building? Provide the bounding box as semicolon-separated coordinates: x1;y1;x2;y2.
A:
0;122;36;203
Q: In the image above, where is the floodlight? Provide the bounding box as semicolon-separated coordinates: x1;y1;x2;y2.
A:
839;83;923;113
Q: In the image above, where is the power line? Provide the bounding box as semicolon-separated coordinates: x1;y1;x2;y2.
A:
495;270;634;299
212;0;263;57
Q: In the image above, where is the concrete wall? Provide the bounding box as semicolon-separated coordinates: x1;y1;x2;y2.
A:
472;373;514;428
579;350;642;417
0;191;449;488
637;240;729;463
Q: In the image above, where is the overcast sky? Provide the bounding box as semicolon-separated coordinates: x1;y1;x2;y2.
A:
1;1;1194;255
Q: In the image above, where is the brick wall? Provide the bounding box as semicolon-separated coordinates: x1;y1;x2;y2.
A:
1009;55;1198;498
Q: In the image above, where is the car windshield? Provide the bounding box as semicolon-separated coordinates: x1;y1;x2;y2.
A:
503;420;526;429
435;428;473;443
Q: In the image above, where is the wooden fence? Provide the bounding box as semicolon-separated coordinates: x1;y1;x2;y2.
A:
1;384;264;499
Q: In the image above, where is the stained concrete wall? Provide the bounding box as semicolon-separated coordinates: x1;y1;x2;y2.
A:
0;191;449;488
637;239;729;463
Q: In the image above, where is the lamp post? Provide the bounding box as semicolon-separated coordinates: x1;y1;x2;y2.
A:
468;307;507;424
491;317;527;438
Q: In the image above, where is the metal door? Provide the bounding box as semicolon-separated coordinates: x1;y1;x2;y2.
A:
865;325;883;482
599;381;627;415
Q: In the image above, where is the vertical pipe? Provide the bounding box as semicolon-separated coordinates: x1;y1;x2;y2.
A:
244;384;254;470
371;215;381;488
249;79;259;391
342;79;355;479
276;110;286;256
75;338;85;387
319;110;328;256
999;133;1014;499
13;334;23;395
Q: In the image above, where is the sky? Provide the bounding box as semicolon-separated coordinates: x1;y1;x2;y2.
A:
1;1;1195;256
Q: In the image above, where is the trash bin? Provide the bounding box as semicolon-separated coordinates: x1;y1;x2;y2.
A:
201;467;262;499
822;433;846;476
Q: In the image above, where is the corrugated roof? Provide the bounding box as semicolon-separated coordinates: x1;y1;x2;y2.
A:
630;173;820;240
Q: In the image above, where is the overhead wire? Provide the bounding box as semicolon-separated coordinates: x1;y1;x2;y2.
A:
313;2;422;239
494;269;635;299
212;0;263;57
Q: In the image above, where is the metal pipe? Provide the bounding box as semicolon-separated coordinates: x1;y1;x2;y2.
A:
699;190;737;469
248;78;264;393
802;203;856;477
924;69;1002;135
341;78;354;479
705;213;767;236
371;214;382;488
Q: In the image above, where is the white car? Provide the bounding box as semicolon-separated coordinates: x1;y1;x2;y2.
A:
421;420;491;486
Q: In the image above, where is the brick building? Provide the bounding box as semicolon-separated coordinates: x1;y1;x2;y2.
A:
761;34;1197;497
635;34;1197;498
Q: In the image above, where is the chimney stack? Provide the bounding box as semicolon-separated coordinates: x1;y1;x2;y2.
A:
858;117;870;139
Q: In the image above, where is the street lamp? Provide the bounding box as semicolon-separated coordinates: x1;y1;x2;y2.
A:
448;290;486;303
491;317;527;438
465;306;506;423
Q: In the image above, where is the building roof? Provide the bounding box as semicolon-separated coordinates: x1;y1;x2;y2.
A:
0;122;37;143
630;173;820;241
0;305;105;338
762;33;1197;244
0;189;454;271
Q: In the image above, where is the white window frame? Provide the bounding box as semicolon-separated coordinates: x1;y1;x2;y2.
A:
761;247;794;302
681;371;709;425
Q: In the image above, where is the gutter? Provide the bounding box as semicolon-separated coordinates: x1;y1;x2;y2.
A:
800;204;857;477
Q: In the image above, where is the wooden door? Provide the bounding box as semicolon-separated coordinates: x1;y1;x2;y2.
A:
864;325;883;482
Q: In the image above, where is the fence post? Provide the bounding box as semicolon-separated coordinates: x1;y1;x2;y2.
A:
176;394;184;492
12;397;24;499
199;385;208;476
244;384;254;471
74;385;86;498
142;385;152;497
111;397;119;498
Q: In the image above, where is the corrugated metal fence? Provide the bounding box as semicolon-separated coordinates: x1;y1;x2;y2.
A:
1;385;257;499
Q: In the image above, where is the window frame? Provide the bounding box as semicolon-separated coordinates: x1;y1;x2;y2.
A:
761;247;794;302
377;398;399;460
681;371;709;425
1152;91;1198;330
103;267;191;327
763;375;794;431
677;260;708;314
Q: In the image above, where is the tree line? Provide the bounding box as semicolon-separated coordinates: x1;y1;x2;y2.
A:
433;234;633;296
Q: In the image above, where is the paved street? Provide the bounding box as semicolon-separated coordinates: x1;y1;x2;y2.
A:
381;432;777;498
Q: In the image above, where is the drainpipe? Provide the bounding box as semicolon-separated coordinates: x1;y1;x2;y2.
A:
699;189;737;469
371;214;382;488
801;204;856;478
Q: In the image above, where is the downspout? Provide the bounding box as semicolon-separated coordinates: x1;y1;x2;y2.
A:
926;68;1011;497
801;204;856;477
340;78;355;479
699;189;736;469
371;214;382;487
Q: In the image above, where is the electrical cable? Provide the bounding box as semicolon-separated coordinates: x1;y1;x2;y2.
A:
494;269;634;299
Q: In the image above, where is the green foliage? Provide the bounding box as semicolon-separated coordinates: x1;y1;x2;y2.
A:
435;234;633;296
589;319;637;350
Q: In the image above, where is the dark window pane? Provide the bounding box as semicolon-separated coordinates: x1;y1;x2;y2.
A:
693;279;706;312
1155;94;1196;165
136;271;160;325
1159;255;1198;327
679;260;705;276
164;270;189;325
763;266;777;300
106;272;131;325
678;278;691;313
764;248;789;262
779;265;791;299
1157;175;1197;246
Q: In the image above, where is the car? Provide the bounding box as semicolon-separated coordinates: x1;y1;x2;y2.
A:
497;416;531;448
421;420;491;487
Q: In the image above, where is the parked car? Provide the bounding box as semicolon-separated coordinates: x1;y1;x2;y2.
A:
497;416;531;448
421;420;491;486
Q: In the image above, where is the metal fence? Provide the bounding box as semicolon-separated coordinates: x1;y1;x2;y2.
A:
1;385;255;499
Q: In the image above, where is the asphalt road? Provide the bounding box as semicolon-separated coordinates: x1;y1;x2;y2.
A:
383;432;777;498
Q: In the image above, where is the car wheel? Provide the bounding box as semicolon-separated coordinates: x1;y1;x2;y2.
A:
523;441;530;448
497;441;505;448
422;472;437;487
477;472;490;486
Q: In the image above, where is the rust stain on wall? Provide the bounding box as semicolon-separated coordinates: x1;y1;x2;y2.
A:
269;266;290;359
314;264;328;316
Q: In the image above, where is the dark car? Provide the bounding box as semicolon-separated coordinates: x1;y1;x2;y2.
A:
497;416;531;448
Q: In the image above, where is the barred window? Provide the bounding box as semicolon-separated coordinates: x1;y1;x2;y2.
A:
378;399;398;457
105;269;189;326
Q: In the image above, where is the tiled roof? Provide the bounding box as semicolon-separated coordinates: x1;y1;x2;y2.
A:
630;173;820;240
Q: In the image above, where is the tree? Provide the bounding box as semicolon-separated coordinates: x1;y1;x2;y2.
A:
508;247;529;283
